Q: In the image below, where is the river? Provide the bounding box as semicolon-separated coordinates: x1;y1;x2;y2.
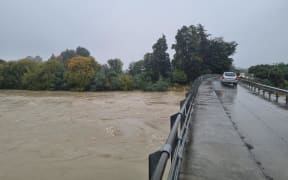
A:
0;90;185;180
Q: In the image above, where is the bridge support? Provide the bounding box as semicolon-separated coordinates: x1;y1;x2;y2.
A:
268;93;271;101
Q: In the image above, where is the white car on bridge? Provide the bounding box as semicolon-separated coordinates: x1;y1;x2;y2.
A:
220;72;238;86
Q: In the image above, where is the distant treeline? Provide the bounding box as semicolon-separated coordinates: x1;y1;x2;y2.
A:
248;63;288;89
0;24;237;91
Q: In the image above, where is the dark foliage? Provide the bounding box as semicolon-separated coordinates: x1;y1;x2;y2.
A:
1;24;239;91
248;63;288;89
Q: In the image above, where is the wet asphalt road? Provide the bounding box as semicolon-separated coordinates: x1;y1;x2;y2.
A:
217;80;288;180
180;78;288;180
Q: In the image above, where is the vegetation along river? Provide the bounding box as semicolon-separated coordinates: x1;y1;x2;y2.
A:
0;90;185;180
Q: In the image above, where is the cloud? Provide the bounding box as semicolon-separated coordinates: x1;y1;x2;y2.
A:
0;0;287;68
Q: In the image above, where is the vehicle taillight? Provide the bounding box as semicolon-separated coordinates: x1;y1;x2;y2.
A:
221;75;224;80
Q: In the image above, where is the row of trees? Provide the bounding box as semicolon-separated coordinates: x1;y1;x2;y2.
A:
129;24;237;85
0;24;238;91
0;54;133;91
248;63;288;88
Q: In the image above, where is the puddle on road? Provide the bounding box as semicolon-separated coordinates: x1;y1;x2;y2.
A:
0;90;185;180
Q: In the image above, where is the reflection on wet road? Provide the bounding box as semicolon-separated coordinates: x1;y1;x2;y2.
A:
0;90;185;180
214;81;288;180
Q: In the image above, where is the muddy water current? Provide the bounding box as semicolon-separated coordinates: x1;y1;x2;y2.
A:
0;90;185;180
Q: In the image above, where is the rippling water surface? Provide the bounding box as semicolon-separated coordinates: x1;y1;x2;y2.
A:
0;90;185;180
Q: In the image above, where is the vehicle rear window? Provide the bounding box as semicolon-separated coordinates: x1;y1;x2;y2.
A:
224;72;236;76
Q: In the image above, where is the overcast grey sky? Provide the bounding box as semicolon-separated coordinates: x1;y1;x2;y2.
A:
0;0;287;69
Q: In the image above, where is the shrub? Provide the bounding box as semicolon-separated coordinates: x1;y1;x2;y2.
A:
172;70;187;84
118;74;133;90
144;80;169;91
64;56;99;91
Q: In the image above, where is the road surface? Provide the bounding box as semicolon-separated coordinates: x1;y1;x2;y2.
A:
180;78;288;180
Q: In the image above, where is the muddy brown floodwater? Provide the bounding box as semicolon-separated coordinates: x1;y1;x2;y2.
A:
0;90;185;180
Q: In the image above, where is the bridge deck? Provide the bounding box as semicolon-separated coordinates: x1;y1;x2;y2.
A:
179;79;266;180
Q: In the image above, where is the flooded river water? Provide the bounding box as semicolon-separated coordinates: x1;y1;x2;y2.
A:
0;90;185;180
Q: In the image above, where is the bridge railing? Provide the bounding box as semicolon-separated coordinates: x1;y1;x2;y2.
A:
240;78;288;104
148;74;215;180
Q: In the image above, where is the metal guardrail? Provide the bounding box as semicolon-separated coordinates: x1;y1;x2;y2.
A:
148;74;215;180
241;78;288;104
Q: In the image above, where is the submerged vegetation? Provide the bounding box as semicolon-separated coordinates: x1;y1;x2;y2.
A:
0;24;237;91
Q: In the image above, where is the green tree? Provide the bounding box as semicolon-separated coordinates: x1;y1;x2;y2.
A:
0;59;5;64
172;69;187;84
249;63;288;88
0;63;5;88
197;24;211;73
131;73;147;89
49;54;57;60
64;56;100;91
205;37;237;74
107;58;123;73
172;25;203;81
22;60;65;90
268;66;285;88
172;24;237;80
128;60;144;76
58;49;76;66
92;64;120;91
0;59;37;89
26;56;42;62
277;63;288;81
143;53;155;81
152;35;171;80
93;65;109;91
248;64;271;79
118;74;133;90
142;35;171;82
76;46;90;57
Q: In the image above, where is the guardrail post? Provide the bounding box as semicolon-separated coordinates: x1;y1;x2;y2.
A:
170;113;179;160
268;93;271;101
149;151;162;180
242;79;288;105
180;99;185;109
